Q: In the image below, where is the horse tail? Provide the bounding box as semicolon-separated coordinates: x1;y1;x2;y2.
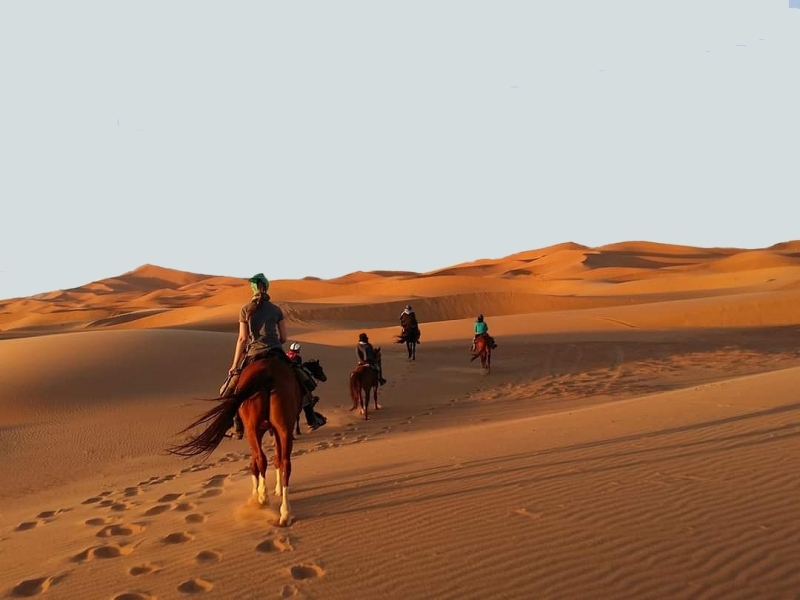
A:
167;375;273;459
349;371;360;409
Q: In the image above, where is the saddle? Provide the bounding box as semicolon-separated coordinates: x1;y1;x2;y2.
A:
353;361;380;375
219;350;308;397
294;364;317;395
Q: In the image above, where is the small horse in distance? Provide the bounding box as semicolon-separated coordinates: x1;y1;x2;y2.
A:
167;353;302;526
470;334;494;373
349;347;382;420
396;326;420;361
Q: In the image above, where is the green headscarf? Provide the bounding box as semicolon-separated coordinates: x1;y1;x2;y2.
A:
248;273;269;294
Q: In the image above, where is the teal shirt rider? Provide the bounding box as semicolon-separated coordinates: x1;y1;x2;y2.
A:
474;319;488;335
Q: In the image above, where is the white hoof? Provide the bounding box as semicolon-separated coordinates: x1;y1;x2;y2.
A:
279;513;293;527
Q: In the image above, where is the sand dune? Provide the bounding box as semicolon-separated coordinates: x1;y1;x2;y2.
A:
2;240;800;599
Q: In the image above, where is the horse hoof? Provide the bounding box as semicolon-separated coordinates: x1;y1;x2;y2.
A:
279;514;293;527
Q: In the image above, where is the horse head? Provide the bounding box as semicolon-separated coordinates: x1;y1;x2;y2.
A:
302;359;328;382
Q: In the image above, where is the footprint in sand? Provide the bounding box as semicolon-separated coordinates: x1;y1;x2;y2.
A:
180;464;212;474
113;593;156;600
177;578;213;594
96;523;146;537
123;487;141;497
143;504;173;517
72;543;134;563
198;489;222;499
288;563;325;580
138;476;161;486
218;453;243;463
256;535;294;553
128;562;163;577
174;502;198;512
10;574;67;597
195;550;221;564
157;493;185;503
280;584;299;597
185;514;206;524
14;521;42;532
146;474;176;487
109;502;131;513
82;497;103;505
163;532;195;544
86;516;120;526
202;474;230;488
36;509;69;519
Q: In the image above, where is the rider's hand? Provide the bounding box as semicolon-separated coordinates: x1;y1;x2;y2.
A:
228;366;238;376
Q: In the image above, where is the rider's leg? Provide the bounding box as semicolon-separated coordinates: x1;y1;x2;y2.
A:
232;411;244;439
301;393;325;430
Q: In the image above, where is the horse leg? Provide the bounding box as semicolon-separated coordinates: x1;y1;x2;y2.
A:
349;375;360;412
362;387;369;420
373;383;379;411
244;407;269;505
275;426;294;526
487;348;491;372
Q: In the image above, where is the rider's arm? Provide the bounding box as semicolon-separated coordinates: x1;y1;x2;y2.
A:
278;320;287;345
230;321;249;371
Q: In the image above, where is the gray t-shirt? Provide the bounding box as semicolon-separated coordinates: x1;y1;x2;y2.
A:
239;296;285;357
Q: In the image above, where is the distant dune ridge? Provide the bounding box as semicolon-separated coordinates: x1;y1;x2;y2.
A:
3;239;800;339
2;240;800;599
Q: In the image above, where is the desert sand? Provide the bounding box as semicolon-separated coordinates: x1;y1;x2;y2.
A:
1;240;800;599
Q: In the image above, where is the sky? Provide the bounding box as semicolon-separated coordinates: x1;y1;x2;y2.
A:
1;1;799;300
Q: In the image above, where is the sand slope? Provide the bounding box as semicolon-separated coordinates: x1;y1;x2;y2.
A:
2;240;800;599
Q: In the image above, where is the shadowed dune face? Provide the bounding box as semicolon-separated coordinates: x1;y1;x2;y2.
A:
2;240;800;339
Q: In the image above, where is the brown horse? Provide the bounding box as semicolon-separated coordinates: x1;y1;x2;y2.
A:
349;347;382;420
167;355;302;526
470;334;492;372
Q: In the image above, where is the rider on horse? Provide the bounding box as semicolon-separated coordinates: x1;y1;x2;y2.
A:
472;313;497;352
399;304;420;343
356;333;387;385
286;342;326;431
223;273;326;438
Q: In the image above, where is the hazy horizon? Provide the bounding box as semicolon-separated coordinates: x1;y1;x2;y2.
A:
2;0;799;300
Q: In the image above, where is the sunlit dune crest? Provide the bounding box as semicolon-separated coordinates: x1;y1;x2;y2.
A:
2;240;800;338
